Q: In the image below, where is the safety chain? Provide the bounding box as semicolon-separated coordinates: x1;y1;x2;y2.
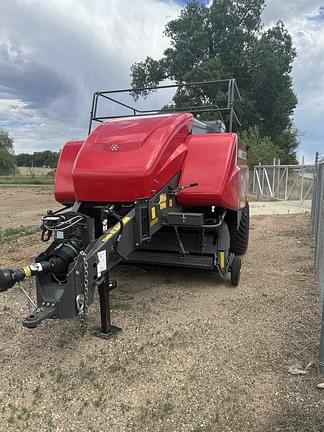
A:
76;250;89;335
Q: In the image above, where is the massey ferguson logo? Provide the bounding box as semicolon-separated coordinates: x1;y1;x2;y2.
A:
111;144;119;152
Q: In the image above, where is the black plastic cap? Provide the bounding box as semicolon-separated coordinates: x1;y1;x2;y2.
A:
0;269;15;291
0;268;26;292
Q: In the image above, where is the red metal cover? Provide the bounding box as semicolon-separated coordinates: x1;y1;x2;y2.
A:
178;133;247;210
71;113;191;202
55;114;247;210
54;140;83;204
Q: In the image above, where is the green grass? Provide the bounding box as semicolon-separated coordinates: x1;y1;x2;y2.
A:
0;226;38;240
32;385;43;405
0;175;54;185
0;183;53;189
139;399;175;421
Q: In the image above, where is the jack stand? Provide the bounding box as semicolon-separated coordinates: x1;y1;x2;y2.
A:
96;273;121;339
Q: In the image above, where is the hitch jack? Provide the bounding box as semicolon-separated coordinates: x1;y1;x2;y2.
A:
96;274;121;339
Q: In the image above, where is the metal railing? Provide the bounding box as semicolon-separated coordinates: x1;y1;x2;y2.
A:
311;153;324;375
252;158;315;207
88;79;241;134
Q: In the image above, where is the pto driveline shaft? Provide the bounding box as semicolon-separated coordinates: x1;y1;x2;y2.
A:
0;262;51;292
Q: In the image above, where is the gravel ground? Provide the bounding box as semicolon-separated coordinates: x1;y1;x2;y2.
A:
250;200;311;216
0;186;57;230
0;204;322;431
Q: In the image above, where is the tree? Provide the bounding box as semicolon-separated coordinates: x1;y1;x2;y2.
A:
15;153;30;167
0;129;15;175
15;151;59;168
130;0;298;163
242;126;284;167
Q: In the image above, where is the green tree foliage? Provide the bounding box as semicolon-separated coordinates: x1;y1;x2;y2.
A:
0;129;15;175
242;126;281;167
131;0;298;163
0;127;59;172
15;151;59;168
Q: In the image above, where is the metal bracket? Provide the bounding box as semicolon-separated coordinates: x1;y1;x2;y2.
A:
22;305;56;329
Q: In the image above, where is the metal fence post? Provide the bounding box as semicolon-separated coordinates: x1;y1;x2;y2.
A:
284;167;289;201
318;163;324;375
311;158;324;376
272;158;276;198
300;156;305;204
252;167;256;195
311;153;319;236
277;159;281;199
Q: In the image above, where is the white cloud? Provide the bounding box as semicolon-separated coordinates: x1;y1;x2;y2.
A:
263;0;324;158
0;0;181;152
0;0;323;158
262;0;322;24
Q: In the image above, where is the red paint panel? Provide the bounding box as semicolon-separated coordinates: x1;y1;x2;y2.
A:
55;116;248;210
54;140;83;204
72;113;192;202
178;133;245;210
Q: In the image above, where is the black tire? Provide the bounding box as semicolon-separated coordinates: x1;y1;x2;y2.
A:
227;203;249;256
230;256;241;286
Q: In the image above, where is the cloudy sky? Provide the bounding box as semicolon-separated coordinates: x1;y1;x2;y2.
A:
0;0;323;160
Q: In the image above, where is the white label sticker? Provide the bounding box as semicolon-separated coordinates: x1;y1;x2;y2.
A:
97;250;107;277
56;230;64;239
30;263;43;272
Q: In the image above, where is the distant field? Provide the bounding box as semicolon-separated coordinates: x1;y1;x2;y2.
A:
17;166;55;176
0;176;54;185
0;167;55;185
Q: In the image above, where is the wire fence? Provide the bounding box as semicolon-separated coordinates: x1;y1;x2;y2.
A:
311;153;324;375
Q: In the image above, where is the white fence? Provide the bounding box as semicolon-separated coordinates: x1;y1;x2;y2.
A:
252;158;315;206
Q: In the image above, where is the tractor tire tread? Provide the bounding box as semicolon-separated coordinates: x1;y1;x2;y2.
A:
230;255;241;286
227;203;249;256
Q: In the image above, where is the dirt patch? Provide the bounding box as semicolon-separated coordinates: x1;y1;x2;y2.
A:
0;186;59;230
0;193;322;431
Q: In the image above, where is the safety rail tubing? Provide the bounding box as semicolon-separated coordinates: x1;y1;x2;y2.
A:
88;79;241;134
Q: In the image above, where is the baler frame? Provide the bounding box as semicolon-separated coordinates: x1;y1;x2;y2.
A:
88;78;241;135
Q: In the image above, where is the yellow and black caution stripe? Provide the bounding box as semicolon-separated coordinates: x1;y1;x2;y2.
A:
102;216;131;243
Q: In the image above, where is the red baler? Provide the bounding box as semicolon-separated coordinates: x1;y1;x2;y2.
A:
0;79;249;337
